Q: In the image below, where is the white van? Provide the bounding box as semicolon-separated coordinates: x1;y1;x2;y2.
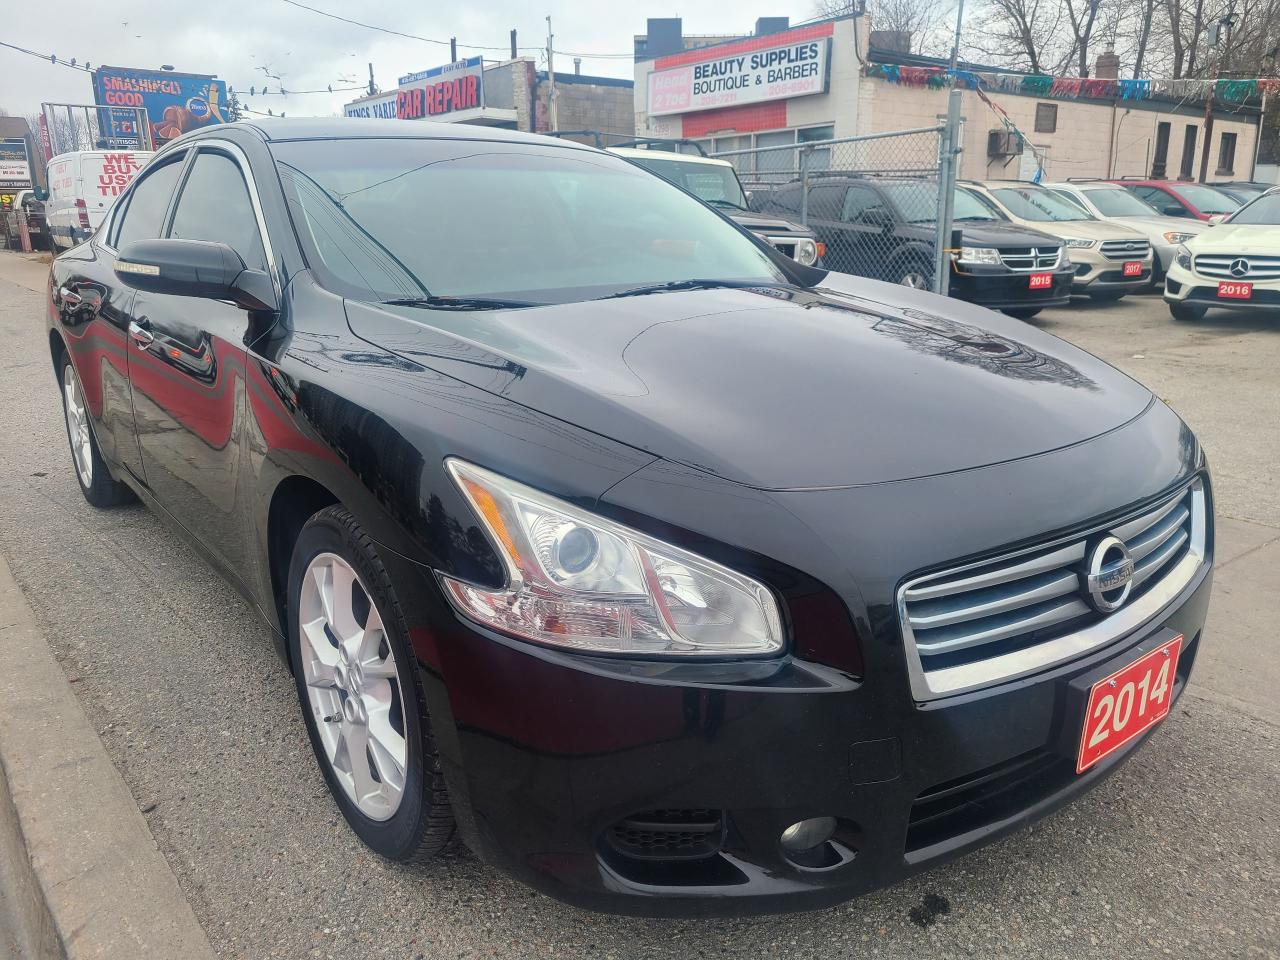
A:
45;150;153;250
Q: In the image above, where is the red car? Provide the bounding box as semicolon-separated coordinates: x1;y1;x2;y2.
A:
1111;179;1241;222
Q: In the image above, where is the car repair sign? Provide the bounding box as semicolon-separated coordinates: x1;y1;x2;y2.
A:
395;57;484;120
0;140;33;190
648;38;830;116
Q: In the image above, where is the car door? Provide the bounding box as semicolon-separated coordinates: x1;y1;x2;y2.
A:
124;144;272;576
805;184;851;271
831;185;892;279
55;152;188;482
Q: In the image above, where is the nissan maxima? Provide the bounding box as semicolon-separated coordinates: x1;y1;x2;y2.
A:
46;119;1213;917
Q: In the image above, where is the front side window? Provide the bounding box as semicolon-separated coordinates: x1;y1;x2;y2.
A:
169;151;268;271
273;138;785;304
1173;183;1241;215
112;156;185;250
624;156;747;210
990;185;1095;222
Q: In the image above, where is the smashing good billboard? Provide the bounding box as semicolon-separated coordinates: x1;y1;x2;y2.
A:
647;37;830;116
92;66;228;146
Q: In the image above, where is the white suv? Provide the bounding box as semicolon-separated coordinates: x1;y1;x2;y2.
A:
1164;189;1280;320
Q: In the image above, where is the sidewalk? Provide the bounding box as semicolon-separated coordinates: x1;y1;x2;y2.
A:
0;251;51;293
0;553;217;959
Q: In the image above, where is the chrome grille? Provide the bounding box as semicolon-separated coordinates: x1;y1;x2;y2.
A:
1192;254;1280;280
999;247;1062;272
1100;239;1151;261
899;479;1207;700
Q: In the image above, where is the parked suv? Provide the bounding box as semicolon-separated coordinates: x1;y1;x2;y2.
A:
1164;187;1280;319
1043;181;1206;284
1112;179;1241;222
965;180;1153;301
607;145;820;266
755;176;1073;317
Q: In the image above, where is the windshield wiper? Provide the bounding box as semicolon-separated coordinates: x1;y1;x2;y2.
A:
596;278;775;300
706;198;748;211
379;295;542;311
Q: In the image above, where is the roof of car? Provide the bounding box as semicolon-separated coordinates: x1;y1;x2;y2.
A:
964;180;1051;189
607;147;732;168
237;117;596;150
1042;181;1125;191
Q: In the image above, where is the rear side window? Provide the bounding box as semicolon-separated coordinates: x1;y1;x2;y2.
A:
113;158;184;250
169;151;268;271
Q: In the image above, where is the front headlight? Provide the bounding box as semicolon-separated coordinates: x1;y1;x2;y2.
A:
1163;231;1196;245
1062;237;1096;249
793;237;818;266
1175;244;1192;270
955;246;1002;265
439;460;785;657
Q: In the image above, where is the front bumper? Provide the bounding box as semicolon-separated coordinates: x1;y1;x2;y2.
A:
418;460;1214;916
1164;262;1280;311
948;265;1074;310
1071;253;1153;293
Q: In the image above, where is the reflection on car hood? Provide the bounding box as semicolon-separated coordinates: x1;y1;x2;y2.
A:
346;275;1153;490
953;221;1066;247
1109;214;1208;237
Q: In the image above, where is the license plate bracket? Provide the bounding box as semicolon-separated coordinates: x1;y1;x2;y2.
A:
1074;634;1183;773
1217;281;1253;299
1029;272;1053;290
1123;261;1143;277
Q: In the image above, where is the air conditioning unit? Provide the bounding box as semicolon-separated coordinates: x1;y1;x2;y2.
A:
988;129;1024;158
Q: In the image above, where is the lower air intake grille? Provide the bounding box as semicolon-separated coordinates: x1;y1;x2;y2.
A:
605;809;725;861
899;479;1208;700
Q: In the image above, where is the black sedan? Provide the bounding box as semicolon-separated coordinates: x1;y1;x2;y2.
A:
46;119;1213;917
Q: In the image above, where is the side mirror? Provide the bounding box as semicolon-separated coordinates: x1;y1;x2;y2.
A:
33;187;48;202
114;239;277;312
1162;204;1186;217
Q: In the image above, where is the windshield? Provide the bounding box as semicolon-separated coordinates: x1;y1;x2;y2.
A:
272;139;784;304
990;185;1095;222
1174;183;1241;215
622;154;748;210
1085;188;1159;217
1227;192;1280;225
881;182;1005;223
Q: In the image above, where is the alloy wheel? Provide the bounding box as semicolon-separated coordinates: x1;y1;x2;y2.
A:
899;270;929;290
62;364;93;487
298;552;408;821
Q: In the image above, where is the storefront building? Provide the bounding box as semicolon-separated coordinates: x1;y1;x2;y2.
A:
633;16;863;160
345;57;634;138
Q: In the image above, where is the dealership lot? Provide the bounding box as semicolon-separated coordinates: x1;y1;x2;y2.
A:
0;255;1276;958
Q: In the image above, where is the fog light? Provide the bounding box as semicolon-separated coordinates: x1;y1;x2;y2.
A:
779;816;837;853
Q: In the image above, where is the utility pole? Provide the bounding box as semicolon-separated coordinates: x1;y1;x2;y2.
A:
545;15;559;131
1199;11;1234;182
933;0;965;295
510;29;518;60
450;37;457;62
367;62;376;97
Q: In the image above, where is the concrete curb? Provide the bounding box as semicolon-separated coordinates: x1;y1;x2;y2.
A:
0;555;217;960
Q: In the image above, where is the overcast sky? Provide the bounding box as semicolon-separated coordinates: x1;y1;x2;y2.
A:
1;0;821;120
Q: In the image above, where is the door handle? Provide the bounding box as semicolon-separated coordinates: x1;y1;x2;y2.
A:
128;320;154;348
58;285;83;307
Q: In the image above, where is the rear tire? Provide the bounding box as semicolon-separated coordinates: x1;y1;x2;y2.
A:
893;256;933;290
1168;301;1206;322
289;505;454;863
1004;307;1042;320
60;358;134;508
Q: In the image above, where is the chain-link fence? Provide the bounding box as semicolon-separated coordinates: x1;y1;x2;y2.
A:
709;127;951;293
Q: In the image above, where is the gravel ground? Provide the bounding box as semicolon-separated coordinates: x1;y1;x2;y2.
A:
0;268;1277;960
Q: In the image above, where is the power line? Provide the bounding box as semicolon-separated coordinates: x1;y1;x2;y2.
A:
278;0;540;53
0;39;94;72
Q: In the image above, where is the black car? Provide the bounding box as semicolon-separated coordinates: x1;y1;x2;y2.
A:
47;119;1213;918
755;177;1075;318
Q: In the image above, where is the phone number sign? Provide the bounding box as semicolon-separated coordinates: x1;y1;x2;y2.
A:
647;38;830;116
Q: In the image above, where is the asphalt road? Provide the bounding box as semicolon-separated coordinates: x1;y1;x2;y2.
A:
1;255;1277;960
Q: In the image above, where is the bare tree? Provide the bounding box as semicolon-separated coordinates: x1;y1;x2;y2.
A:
966;0;1071;72
814;0;950;54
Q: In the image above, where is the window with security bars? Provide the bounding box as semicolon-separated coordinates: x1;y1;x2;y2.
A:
1217;132;1237;174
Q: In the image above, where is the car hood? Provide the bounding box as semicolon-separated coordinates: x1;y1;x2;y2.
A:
1005;218;1146;242
346;276;1153;490
1110;214;1208;238
1187;222;1280;253
953;220;1065;247
730;212;814;237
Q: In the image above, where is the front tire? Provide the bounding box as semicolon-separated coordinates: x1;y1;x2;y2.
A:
289;506;454;862
1169;301;1206;322
60;358;134;508
894;256;933;290
1087;290;1127;303
1004;307;1042;320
